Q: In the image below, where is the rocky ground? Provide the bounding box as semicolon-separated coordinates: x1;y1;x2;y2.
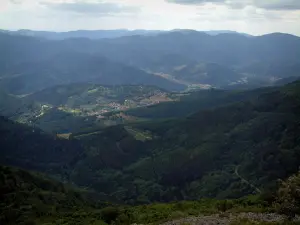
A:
160;213;291;225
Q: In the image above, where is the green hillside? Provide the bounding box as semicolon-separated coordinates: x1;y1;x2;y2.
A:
21;81;299;203
0;116;84;174
0;165;106;225
171;62;242;86
1;165;291;225
22;84;175;133
25;84;174;118
1;82;300;224
123;87;274;119
31;107;100;134
68;82;300;202
0;91;41;120
25;84;170;106
0;84;176;134
0;91;23;117
1;82;300;204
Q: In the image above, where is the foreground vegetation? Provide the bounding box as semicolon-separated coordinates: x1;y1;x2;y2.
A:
2;165;300;225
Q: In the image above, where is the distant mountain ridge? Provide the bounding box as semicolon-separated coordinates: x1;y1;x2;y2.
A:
1;30;300;94
0;36;186;94
1;29;253;40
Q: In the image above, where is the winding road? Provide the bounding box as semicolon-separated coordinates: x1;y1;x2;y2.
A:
235;165;262;194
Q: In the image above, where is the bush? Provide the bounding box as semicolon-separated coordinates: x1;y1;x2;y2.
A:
101;207;121;224
276;171;300;220
115;213;130;225
216;200;233;212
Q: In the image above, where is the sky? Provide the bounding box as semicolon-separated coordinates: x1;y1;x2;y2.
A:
0;0;300;36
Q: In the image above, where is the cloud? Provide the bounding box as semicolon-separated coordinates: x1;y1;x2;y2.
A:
167;0;224;4
254;0;300;11
9;0;22;3
166;0;300;10
1;0;300;36
40;0;140;16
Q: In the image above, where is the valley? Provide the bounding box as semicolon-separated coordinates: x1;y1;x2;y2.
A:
2;81;300;204
1;29;300;225
27;84;175;115
1;84;179;133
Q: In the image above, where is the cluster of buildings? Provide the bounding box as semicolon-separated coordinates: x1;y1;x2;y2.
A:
78;92;173;119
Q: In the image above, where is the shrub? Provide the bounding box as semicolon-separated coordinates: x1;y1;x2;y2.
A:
216;200;233;212
101;207;121;224
115;213;130;225
276;171;300;220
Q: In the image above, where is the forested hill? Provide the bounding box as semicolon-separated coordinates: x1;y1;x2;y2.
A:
89;81;300;201
1;81;300;204
0;165;113;225
0;33;185;95
0;116;84;174
3;164;299;225
123;87;276;119
124;81;300;200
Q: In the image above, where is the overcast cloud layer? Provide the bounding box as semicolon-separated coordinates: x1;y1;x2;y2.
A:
167;0;300;10
0;0;299;36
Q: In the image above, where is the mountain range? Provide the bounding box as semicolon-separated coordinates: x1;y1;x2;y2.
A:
1;29;251;40
1;29;300;224
1;30;300;96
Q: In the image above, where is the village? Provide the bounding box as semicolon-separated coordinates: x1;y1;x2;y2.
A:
84;91;174;119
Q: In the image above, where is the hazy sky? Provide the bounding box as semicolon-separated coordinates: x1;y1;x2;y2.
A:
1;0;300;35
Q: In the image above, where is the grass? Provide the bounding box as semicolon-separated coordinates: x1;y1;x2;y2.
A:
1;195;295;225
88;88;99;94
58;107;82;114
117;198;272;225
125;126;152;141
57;133;72;139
